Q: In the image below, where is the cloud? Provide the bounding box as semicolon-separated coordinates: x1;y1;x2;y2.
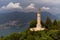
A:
23;3;36;12
1;2;23;9
26;3;35;9
31;0;60;4
41;7;50;10
41;0;60;4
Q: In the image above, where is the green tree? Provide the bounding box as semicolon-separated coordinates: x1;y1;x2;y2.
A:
45;16;52;29
41;21;45;26
29;20;37;28
57;31;60;40
45;16;52;26
53;19;57;25
4;33;21;40
0;36;4;40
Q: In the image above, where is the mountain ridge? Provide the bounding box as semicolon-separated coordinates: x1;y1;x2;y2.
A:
0;11;58;28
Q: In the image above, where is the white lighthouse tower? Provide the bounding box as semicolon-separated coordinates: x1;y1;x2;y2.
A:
36;8;41;28
30;8;45;31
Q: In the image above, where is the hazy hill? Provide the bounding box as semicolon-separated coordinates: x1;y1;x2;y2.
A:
0;11;58;27
56;14;60;20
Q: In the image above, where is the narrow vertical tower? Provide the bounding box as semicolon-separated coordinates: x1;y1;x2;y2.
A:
36;8;41;28
30;8;45;31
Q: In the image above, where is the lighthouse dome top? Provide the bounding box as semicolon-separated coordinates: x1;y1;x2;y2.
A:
37;8;40;13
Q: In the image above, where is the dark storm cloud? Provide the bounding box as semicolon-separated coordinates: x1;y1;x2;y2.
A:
0;0;60;14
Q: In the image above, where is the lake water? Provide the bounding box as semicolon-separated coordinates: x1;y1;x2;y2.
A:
0;24;29;36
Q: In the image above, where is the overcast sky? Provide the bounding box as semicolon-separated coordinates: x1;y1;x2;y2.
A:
0;0;60;14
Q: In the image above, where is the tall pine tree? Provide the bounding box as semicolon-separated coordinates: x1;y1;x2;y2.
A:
53;19;57;25
45;16;52;29
45;16;52;26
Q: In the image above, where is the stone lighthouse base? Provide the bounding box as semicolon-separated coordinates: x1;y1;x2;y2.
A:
30;27;45;31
